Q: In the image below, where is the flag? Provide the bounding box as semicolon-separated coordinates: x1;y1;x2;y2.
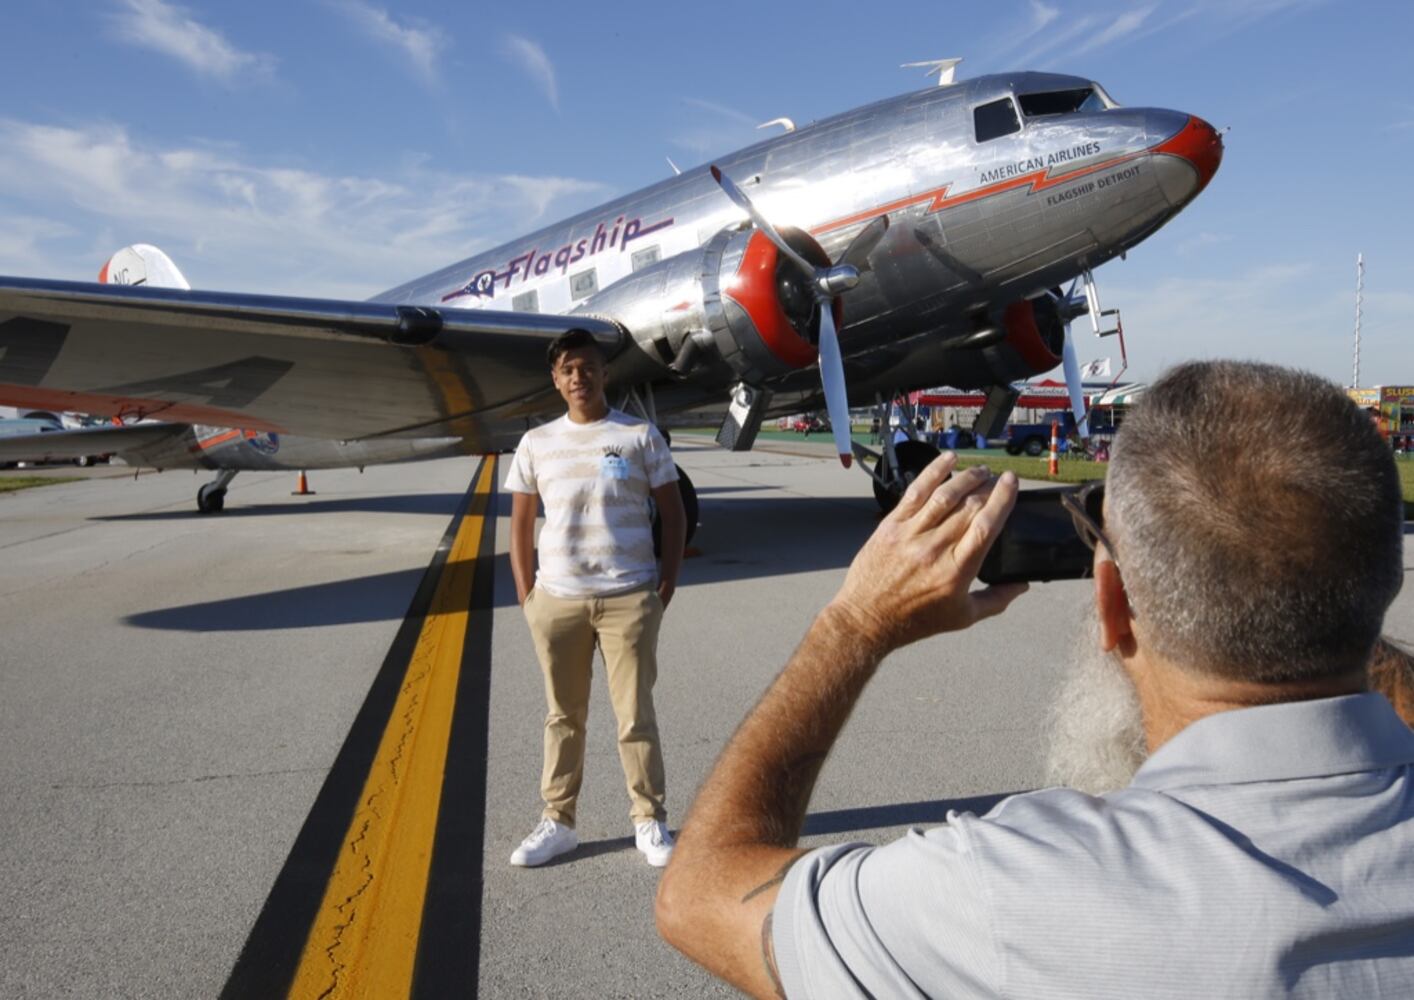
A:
1081;357;1111;379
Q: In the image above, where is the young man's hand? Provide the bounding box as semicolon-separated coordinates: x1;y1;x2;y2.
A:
829;453;1027;654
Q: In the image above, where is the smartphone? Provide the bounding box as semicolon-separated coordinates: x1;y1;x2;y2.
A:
978;487;1095;585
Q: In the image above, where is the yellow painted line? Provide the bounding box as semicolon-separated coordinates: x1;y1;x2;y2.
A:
289;457;497;1000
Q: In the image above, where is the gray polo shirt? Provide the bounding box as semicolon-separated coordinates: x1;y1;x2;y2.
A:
774;693;1414;998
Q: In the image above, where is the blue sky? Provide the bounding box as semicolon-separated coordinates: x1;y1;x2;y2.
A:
1;0;1409;385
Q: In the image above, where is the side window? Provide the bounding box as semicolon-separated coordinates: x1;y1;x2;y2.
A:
631;245;660;272
512;289;539;313
974;98;1020;142
570;267;598;301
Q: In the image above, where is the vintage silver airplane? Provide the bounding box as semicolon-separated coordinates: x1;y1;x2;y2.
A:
0;69;1221;519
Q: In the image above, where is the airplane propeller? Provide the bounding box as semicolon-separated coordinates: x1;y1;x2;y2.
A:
710;165;889;467
1051;281;1090;440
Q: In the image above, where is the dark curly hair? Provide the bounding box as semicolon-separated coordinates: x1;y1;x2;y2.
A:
546;328;605;370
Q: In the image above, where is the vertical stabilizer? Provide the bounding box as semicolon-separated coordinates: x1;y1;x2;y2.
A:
97;244;191;290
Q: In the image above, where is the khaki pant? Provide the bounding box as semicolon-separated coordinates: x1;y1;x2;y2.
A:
522;584;666;827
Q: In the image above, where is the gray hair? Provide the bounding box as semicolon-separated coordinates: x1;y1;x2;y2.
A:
1106;360;1404;682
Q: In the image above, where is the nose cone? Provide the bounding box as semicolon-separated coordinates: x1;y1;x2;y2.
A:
1150;113;1223;204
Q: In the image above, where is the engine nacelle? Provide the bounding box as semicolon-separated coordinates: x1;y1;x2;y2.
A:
940;294;1068;389
572;226;840;387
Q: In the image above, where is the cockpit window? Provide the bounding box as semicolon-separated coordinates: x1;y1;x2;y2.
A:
1018;88;1107;118
974;98;1020;142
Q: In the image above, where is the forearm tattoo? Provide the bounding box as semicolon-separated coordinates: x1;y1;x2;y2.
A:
745;852;807;997
761;913;786;999
742;851;807;903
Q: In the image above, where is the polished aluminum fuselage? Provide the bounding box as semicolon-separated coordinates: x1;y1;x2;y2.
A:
376;72;1212;415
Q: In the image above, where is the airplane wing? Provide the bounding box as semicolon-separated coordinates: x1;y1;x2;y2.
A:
0;421;190;464
0;277;624;444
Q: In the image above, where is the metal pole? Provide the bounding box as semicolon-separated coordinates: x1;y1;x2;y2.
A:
1352;253;1364;389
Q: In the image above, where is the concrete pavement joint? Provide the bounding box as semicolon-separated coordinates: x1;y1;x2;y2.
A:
45;765;329;791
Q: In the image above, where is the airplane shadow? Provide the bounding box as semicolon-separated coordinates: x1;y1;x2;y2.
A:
688;485;772;496
122;491;878;630
122;565;431;631
93;493;469;521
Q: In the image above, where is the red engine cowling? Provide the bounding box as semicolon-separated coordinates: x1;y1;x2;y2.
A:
938;294;1067;389
572;225;842;386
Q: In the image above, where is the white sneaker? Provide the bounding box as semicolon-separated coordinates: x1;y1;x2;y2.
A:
635;820;675;867
510;819;577;867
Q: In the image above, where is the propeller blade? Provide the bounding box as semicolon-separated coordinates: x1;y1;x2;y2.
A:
837;215;890;273
816;302;854;468
709;165;819;280
1060;323;1090;439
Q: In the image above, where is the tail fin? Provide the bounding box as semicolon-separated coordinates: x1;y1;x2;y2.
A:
97;244;191;290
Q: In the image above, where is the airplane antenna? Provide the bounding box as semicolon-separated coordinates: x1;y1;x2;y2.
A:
756;117;796;133
1351;252;1364;389
666;156;682;176
900;57;963;86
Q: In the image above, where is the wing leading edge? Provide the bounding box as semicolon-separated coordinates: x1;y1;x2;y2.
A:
0;277;623;445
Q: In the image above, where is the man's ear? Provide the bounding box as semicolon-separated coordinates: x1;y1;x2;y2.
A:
1095;559;1134;653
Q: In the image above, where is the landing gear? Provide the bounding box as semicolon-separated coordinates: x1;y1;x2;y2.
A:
196;469;238;514
871;440;941;514
651;465;699;557
615;384;697;554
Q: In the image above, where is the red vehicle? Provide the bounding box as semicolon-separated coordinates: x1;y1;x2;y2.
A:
791;415;829;435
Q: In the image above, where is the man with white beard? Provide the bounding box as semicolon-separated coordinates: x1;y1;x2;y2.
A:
658;360;1414;998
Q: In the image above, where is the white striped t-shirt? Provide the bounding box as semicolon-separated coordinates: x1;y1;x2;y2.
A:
504;410;678;598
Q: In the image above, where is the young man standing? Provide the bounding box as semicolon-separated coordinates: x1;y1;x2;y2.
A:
505;328;686;868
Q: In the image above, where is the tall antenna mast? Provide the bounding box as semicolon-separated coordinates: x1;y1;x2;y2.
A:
1352;253;1364;389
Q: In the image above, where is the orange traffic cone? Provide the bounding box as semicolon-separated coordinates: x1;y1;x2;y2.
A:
1048;419;1060;477
292;470;316;495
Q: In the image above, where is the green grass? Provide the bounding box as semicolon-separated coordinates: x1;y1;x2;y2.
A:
950;450;1106;484
0;475;83;494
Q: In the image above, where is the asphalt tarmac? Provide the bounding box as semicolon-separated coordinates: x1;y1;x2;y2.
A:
1;444;1411;998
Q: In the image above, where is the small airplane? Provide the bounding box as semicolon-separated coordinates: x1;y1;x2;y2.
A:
0;68;1221;518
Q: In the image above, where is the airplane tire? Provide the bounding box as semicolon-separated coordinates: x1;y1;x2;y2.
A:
873;440;942;514
197;484;226;514
651;465;698;557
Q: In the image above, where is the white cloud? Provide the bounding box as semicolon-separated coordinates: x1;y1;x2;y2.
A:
1107;261;1370;382
0;119;608;299
1011;13;1106;66
1173;231;1233;255
1029;0;1061;31
1174;0;1327;28
670;97;762;159
1005;0;1328;68
501;35;559;113
109;0;275;84
1070;4;1159;57
328;1;447;87
681;98;758;126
